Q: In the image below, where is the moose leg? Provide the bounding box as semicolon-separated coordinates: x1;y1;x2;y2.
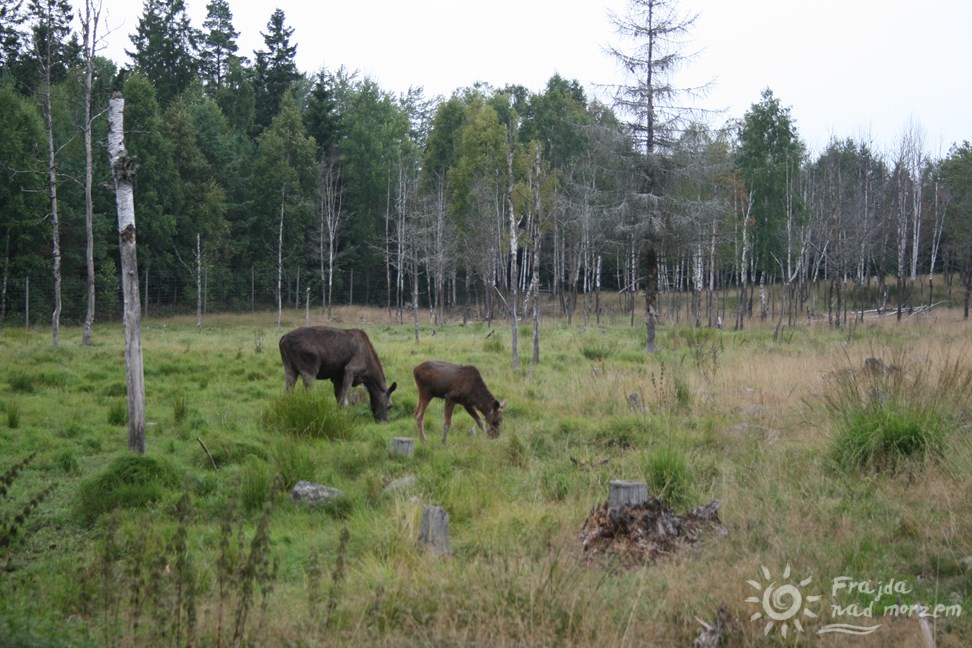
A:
414;393;431;443
463;405;485;435
337;369;354;406
442;399;456;445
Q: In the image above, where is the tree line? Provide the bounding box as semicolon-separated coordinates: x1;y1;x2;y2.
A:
2;0;971;348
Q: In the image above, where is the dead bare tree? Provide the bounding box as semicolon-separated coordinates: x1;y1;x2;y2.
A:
79;0;103;345
505;128;519;369
316;149;343;320
108;92;146;454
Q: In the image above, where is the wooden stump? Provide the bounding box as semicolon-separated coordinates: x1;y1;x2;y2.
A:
391;436;414;457
608;480;648;511
418;506;450;557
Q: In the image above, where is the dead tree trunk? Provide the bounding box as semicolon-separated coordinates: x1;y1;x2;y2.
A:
506;130;519;369
108;93;146;454
418;506;450;557
81;0;101;346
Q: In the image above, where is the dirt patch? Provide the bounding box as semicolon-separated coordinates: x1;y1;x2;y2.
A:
580;497;725;567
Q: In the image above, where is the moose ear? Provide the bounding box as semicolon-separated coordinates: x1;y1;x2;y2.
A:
387;382;398;396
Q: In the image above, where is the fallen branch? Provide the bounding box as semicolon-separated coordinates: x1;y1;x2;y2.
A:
197;436;217;470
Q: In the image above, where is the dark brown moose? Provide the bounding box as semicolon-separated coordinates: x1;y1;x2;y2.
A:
279;326;397;422
413;360;505;444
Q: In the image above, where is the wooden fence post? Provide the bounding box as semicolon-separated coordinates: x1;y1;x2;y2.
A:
391;437;414;457
418;506;450;557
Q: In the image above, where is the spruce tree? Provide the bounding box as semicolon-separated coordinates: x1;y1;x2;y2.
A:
253;8;299;131
127;0;198;106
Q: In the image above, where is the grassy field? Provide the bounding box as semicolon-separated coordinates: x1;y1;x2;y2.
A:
1;304;970;647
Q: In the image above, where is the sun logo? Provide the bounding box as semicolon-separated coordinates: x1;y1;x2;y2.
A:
746;564;821;637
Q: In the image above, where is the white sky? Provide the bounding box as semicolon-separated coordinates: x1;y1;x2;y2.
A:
97;0;971;157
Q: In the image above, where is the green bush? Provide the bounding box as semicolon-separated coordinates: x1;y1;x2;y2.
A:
74;454;180;525
262;389;356;441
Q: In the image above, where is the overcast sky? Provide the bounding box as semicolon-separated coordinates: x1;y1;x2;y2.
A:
98;0;970;157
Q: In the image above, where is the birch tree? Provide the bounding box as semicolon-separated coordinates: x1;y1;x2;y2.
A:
317;148;343;319
28;0;76;347
108;92;146;454
79;0;102;345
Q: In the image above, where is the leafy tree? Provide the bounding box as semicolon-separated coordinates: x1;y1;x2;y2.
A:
121;72;179;289
247;90;316;319
127;0;198;106
0;82;45;321
520;74;590;170
253;8;298;131
332;76;412;300
198;0;240;91
735;88;805;275
940;142;972;317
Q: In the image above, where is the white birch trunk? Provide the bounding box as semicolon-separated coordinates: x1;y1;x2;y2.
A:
81;0;100;346
277;186;285;327
195;232;202;328
506;132;519;369
108;93;146;454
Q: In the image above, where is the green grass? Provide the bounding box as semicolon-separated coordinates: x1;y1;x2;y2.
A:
0;310;970;646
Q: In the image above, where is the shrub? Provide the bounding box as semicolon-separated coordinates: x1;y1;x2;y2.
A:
74;454;180;525
262;389;356;441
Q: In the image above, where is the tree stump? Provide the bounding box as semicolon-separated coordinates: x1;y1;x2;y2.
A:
391;437;414;457
418;506;450;557
608;480;648;511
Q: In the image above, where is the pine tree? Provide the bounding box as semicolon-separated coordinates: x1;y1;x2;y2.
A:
199;0;239;91
127;0;198;106
253;8;299;131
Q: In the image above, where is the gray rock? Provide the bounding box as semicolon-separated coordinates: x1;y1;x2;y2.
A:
385;476;416;492
290;480;346;506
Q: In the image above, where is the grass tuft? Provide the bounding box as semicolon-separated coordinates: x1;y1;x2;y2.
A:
74;454;181;525
261;389;356;441
644;447;691;509
822;350;965;473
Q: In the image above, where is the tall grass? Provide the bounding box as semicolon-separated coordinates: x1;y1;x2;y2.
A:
261;388;356;441
821;349;970;472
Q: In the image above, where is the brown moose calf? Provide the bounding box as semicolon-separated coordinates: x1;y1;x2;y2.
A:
413;360;505;444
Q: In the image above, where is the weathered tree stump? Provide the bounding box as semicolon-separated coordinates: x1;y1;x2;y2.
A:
418;505;450;557
608;480;648;511
391;436;414;457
